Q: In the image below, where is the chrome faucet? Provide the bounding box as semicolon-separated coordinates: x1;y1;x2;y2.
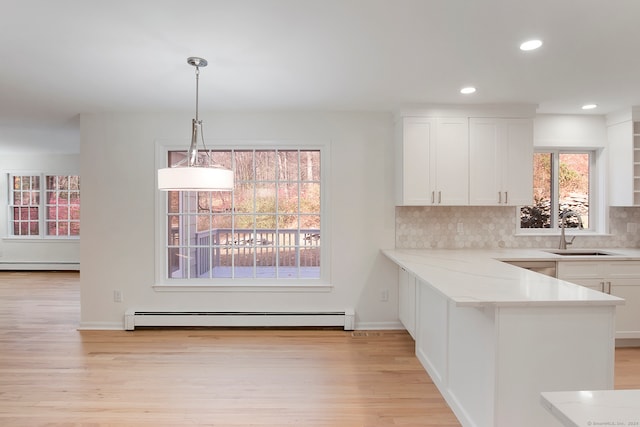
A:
559;209;583;249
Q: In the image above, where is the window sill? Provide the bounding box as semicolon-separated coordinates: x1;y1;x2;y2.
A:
153;283;333;292
514;231;612;237
2;237;80;242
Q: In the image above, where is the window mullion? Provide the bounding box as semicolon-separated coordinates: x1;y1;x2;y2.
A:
39;174;45;238
275;149;280;280
551;152;560;229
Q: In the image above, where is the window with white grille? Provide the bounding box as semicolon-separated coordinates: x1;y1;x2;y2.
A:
518;150;595;232
8;174;80;238
164;148;322;281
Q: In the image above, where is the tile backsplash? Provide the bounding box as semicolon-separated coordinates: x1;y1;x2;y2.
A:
396;206;640;249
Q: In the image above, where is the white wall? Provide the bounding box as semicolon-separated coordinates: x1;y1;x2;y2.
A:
80;112;398;329
0;152;80;268
534;114;607;148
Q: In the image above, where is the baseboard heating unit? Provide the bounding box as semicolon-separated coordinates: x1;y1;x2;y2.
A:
124;309;355;331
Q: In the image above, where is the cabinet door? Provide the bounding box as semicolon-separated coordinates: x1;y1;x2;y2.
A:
398;268;416;339
398;268;409;328
610;280;640;339
398;117;436;205
607;120;634;206
559;261;640;339
557;261;603;280
503;119;534;206
416;279;448;384
434;117;469;205
561;277;606;292
469;118;533;206
469;118;501;205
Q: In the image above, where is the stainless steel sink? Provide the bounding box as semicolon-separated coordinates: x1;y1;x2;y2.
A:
545;249;618;256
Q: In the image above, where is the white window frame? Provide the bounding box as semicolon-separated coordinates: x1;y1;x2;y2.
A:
154;140;332;290
517;148;605;235
6;173;81;240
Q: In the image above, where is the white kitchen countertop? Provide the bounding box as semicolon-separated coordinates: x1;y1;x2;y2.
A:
541;390;640;427
382;248;632;308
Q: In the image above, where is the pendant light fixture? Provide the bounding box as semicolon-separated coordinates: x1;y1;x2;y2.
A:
157;57;234;191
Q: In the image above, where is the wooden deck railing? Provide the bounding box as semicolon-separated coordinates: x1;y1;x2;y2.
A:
192;228;320;276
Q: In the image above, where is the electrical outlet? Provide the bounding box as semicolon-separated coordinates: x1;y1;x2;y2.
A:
113;290;123;303
380;289;389;302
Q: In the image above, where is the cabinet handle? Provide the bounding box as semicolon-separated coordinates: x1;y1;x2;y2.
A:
607;281;612;294
504;191;508;204
498;192;502;204
600;282;605;293
431;191;435;204
438;191;442;204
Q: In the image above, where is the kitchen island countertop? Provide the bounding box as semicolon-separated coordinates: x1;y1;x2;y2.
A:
382;248;630;308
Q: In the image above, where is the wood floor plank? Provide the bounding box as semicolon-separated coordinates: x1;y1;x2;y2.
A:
0;271;638;426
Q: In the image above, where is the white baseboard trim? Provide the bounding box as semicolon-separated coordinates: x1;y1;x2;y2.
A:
124;309;355;331
0;262;79;271
78;319;404;332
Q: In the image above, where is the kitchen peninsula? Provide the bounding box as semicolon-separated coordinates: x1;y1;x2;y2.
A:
383;249;629;427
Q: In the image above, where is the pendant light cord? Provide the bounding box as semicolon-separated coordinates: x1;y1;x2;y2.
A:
194;66;200;122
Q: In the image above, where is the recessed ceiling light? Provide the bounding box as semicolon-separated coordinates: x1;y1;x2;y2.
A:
520;39;543;51
582;104;598;110
460;87;476;94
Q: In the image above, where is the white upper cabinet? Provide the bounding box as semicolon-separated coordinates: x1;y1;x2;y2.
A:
396;116;468;205
469;118;533;206
607;115;640;206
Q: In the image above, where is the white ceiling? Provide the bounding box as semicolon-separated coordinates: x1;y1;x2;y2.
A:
1;0;640;151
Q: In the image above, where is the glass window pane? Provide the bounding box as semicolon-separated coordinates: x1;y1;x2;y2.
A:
234;150;254;182
70;221;80;236
559;153;589;228
278;215;299;230
195;214;212;234
301;150;320;181
256;215;276;229
210;150;232;170
301;183;320;214
168;191;180;213
234;183;254;213
211;214;232;230
520;153;552;229
200;191;231;214
278;150;300;181
302;231;321;247
256;248;276;267
235;215;254;229
300;214;320;230
278;183;299;214
255;150;276;181
233;247;255;278
255;183;276;213
47;221;59;236
47;190;62;205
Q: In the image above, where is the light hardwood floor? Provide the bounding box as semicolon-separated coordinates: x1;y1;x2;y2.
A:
0;271;638;427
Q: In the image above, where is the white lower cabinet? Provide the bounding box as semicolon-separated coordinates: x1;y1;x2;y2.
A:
398;267;416;339
415;278;449;385
411;276;614;427
557;260;640;339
